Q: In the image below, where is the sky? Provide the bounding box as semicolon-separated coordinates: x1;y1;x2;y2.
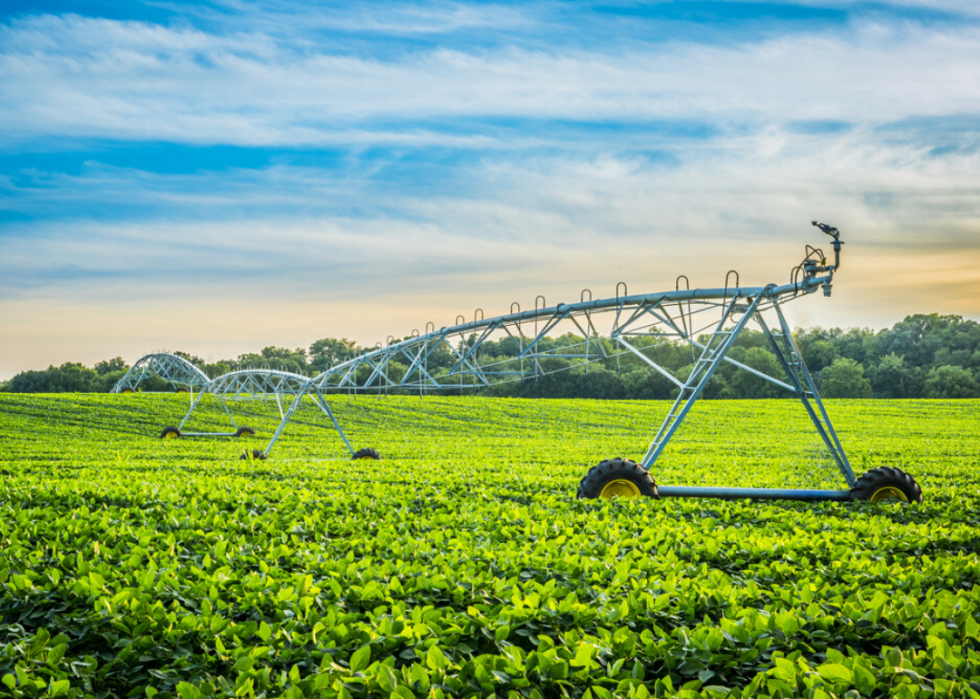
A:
2;0;979;378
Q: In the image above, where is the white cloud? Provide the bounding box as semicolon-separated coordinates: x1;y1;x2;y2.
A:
783;0;980;14
2;13;980;146
4;124;978;308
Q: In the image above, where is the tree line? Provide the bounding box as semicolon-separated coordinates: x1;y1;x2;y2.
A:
3;313;979;399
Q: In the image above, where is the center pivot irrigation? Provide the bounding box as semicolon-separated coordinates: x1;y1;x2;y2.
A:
114;222;923;504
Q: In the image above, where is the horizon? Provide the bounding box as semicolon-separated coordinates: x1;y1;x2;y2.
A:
3;0;979;380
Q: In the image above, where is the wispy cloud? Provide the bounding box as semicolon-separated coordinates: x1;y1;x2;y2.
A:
2;12;980;146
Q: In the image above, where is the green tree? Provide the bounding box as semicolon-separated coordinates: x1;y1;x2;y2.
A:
876;314;974;368
622;368;676;400
5;363;100;393
836;328;876;366
923;365;980;399
871;353;911;398
233;347;309;376
574;365;625;399
309;338;358;371
802;339;837;372
173;351;207;369
95;357;128;375
727;347;785;399
819;357;872;398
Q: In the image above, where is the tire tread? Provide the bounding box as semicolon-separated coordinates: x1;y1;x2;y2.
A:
577;457;658;499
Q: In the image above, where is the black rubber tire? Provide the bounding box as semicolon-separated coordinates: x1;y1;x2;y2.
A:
577;457;658;499
160;426;181;439
234;426;256;438
351;447;381;460
850;466;922;504
239;449;268;461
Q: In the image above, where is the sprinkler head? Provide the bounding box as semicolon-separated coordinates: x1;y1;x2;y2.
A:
812;221;841;240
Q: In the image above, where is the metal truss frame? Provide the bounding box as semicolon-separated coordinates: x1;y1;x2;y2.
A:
111;352;211;394
175;369;354;457
125;225;855;500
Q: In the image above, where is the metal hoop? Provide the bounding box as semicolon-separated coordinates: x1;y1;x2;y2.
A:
475;308;484;322
724;270;740;299
581;288;593;302
616;282;628;301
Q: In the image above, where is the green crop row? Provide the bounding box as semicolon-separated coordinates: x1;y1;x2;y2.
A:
0;394;978;698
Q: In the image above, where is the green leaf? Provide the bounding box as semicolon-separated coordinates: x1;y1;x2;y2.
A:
376;664;397;692
49;679;71;697
817;663;852;683
47;643;67;667
853;663;876;696
548;661;569;680
772;658;796;682
176;682;202;699
256;622;272;642
349;645;371;673
780;615;799;637
426;645;448;671
2;675;15;691
409;663;430;690
233;656;256;672
572;644;594;668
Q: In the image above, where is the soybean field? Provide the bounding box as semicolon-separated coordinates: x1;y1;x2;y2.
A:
0;394;978;699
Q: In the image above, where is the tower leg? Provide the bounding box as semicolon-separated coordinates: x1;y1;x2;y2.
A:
312;392;356;456
757;302;855;486
641;293;764;470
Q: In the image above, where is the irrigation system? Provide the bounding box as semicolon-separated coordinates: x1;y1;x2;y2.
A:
113;222;923;504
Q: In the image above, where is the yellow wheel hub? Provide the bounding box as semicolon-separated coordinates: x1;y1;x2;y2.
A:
870;486;908;503
600;479;641;499
163;432;179;439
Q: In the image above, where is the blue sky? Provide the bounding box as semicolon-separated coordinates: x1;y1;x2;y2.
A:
2;1;979;376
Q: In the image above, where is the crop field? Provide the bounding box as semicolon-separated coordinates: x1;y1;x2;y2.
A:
0;393;978;699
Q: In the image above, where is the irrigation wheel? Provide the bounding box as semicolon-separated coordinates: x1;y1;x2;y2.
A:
240;449;268;461
234;426;256;438
160;426;181;439
351;448;381;460
577;457;658;500
850;467;922;504
121;387;135;394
